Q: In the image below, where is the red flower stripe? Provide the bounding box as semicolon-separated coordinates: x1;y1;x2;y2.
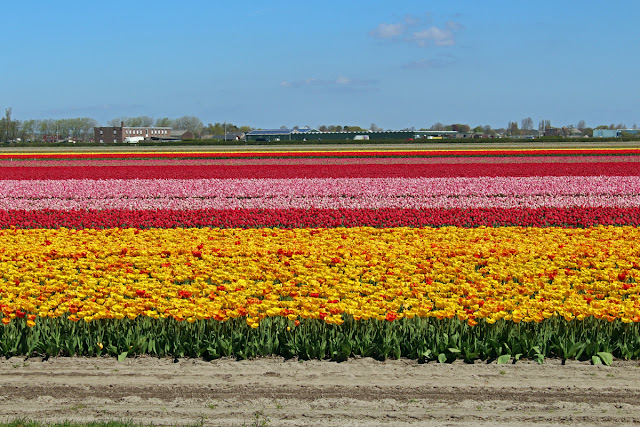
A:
2;148;640;160
2;207;640;229
2;162;640;180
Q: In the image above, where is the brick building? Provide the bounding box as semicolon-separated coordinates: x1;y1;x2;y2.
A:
94;121;171;143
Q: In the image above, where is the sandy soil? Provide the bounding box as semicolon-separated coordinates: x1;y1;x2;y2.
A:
1;357;639;426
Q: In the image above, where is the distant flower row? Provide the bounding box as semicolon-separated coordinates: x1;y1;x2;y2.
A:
2;147;639;160
1;176;639;211
3;176;639;197
3;162;640;180
2;207;640;229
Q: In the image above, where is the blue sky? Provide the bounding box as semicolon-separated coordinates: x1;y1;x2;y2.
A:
2;1;639;129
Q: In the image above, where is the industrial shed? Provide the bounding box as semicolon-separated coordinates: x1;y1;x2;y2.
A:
245;129;457;142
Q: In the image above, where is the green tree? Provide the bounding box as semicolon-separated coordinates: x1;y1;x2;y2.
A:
20;119;36;142
155;117;172;127
451;124;471;133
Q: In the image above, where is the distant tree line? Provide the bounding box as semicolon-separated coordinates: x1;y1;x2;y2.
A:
427;118;639;138
1;106;639;143
0;107;98;142
314;123;385;132
203;122;253;137
0;109;254;142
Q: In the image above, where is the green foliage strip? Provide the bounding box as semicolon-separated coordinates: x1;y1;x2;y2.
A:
0;316;633;364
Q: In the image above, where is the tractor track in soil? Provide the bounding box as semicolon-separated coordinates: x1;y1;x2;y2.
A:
1;357;640;426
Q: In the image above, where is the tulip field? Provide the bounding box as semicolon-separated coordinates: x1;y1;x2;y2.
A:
2;147;640;364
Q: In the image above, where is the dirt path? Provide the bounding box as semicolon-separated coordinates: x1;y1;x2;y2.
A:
1;357;639;426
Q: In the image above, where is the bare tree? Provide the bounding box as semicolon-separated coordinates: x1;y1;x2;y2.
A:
107;116;154;127
107;117;125;127
2;108;12;141
577;120;586;130
127;116;154;127
155;117;172;127
173;116;204;137
521;117;534;131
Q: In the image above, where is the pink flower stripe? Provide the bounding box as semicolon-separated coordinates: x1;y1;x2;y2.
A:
3;162;640;180
6;195;640;210
1;176;640;210
2;207;640;229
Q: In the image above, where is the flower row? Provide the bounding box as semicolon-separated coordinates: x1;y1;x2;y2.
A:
1;226;640;328
3;176;640;197
7;195;640;211
2;207;640;228
3;162;640;180
2;175;640;210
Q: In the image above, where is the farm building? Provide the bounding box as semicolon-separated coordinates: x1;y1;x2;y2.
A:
94;121;171;143
593;129;640;138
245;128;458;142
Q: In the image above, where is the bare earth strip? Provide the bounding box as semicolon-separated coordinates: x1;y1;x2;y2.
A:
1;357;640;426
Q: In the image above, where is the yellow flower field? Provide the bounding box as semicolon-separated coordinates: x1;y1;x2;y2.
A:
2;226;639;329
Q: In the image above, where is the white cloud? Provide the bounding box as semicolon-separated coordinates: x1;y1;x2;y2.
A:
410;26;456;47
369;15;463;48
369;22;407;39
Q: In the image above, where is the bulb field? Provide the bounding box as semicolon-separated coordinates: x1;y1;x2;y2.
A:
2;147;640;363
